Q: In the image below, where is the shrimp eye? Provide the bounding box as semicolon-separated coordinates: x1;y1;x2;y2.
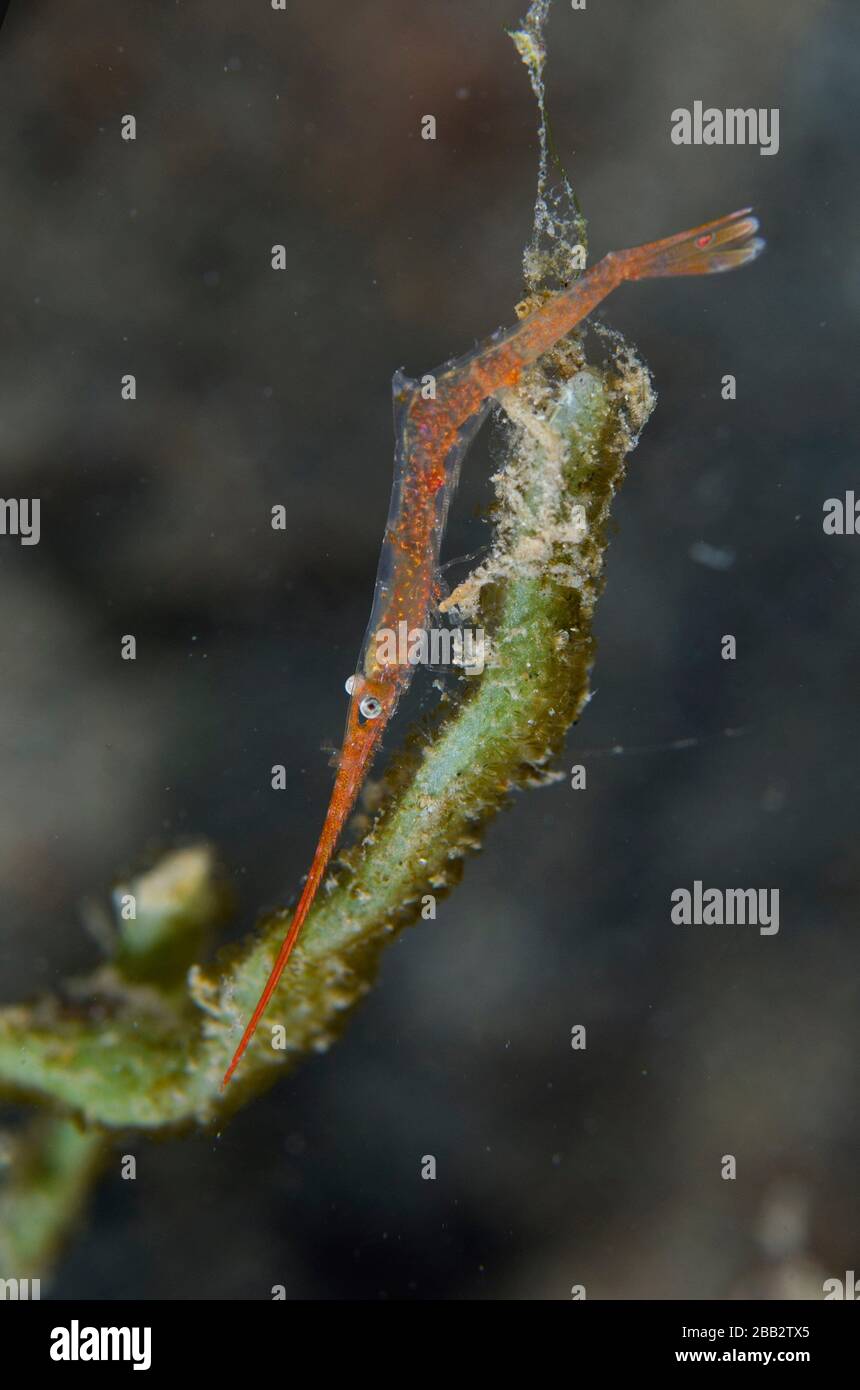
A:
695;232;714;249
359;695;382;720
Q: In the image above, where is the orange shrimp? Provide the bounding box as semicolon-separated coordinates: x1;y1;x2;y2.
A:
221;207;763;1087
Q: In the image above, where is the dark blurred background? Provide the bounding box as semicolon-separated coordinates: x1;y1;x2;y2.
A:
0;0;857;1299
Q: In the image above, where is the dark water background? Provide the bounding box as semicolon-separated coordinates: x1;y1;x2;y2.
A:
0;0;857;1298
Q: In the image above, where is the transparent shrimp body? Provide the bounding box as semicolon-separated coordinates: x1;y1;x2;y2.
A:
222;207;764;1087
348;371;490;703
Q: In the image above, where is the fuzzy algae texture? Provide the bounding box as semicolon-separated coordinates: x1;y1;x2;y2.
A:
0;0;656;1277
0;323;655;1284
0;333;654;1135
0;1119;105;1280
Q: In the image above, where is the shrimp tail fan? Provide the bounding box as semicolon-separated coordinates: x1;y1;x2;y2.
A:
623;208;765;279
